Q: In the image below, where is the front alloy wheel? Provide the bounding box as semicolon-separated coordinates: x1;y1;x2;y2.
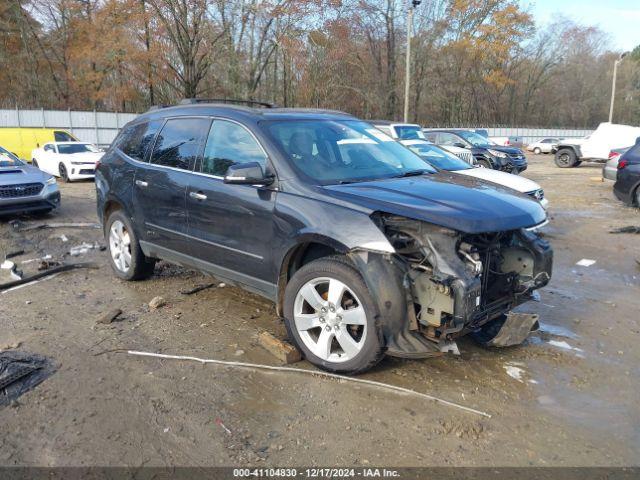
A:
109;219;132;273
294;277;367;363
284;256;383;374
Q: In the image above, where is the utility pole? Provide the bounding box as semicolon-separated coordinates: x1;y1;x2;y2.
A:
609;51;629;123
403;0;421;123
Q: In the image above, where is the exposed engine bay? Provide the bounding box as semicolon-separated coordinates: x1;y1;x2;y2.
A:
369;214;552;350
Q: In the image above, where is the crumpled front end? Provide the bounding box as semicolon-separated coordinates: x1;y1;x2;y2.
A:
351;214;552;357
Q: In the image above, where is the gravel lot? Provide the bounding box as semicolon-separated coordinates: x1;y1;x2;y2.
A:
1;154;639;467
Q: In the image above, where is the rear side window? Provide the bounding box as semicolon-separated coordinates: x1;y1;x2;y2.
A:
201;120;267;176
54;131;75;142
116;121;162;162
150;118;210;171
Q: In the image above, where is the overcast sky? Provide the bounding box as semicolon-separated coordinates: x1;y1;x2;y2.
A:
525;0;639;52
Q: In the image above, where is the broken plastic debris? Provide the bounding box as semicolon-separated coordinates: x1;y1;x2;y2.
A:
503;363;525;382
0;351;57;408
548;340;583;352
59;234;68;242
576;259;596;267
69;243;99;256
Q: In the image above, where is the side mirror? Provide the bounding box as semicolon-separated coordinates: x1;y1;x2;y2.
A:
453;142;467;148
224;162;273;186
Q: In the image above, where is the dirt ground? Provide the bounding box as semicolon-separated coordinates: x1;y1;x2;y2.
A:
1;154;639;467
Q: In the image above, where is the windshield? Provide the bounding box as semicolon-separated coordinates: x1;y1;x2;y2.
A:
394;125;425;140
0;147;23;167
57;143;99;154
456;131;496;147
263;120;435;184
404;142;472;171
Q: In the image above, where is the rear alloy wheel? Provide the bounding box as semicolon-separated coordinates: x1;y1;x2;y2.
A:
555;148;578;168
477;159;492;169
59;163;71;182
284;256;383;374
105;210;155;281
533;147;541;155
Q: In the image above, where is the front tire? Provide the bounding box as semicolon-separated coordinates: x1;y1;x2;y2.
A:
32;159;39;168
555;148;578;168
105;210;155;281
477;159;492;169
533;147;541;154
283;256;384;374
59;163;71;182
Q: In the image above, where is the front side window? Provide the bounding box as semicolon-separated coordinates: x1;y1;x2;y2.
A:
263;119;435;185
456;131;495;147
201;120;267;176
0;146;22;166
437;132;463;146
150;118;210;171
54;131;76;142
116;121;162;162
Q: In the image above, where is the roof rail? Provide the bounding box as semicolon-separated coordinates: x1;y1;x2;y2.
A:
179;98;277;108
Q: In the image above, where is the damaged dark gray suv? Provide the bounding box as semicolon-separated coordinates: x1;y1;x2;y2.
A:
96;101;552;374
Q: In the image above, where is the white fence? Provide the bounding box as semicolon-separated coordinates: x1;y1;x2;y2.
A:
0;108;139;146
426;126;595;144
0;108;596;147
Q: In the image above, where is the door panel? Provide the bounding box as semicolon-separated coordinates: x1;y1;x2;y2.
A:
133;117;210;255
187;119;276;284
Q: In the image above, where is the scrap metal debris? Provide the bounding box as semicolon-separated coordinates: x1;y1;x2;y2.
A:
0;262;100;293
14;221;101;232
0;351;57;408
609;226;640;234
127;350;492;418
180;283;216;295
69;242;102;256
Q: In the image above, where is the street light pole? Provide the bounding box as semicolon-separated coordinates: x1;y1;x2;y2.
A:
609;51;628;123
403;0;421;123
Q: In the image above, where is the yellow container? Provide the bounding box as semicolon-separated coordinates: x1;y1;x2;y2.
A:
0;128;78;162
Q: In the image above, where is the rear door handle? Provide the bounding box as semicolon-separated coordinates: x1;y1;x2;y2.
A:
189;191;207;201
135;180;148;188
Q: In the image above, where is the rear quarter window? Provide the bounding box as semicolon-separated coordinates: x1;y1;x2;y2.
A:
54;131;76;142
115;121;162;162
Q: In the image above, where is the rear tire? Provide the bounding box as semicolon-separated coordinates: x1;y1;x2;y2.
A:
634;185;640;207
555;148;578;168
105;210;155;281
533;147;541;155
59;163;71;182
283;255;384;374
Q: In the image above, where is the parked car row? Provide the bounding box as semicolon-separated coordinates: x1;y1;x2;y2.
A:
95;100;552;374
0;128;103;217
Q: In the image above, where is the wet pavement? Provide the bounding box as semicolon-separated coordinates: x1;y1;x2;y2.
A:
1;154;639;466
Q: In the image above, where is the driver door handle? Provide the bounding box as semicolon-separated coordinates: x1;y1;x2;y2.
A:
135;180;148;188
189;191;207;201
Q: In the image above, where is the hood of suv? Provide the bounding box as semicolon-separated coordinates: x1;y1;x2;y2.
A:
323;173;546;233
0;163;52;186
474;145;524;156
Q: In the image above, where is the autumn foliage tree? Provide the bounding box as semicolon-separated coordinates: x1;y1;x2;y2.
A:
1;0;638;128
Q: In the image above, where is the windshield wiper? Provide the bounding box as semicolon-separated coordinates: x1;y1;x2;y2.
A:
393;169;429;178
